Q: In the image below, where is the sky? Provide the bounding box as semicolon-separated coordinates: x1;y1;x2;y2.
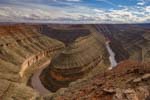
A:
0;0;150;23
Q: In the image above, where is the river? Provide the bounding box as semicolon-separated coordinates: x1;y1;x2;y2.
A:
105;41;118;70
31;42;117;95
31;60;51;95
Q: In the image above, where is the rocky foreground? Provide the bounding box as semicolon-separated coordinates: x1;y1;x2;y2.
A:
49;61;150;100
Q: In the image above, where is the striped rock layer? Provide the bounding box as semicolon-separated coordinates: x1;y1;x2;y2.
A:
41;34;106;92
0;24;65;100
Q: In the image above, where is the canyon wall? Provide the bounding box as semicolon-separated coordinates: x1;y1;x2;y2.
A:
93;24;150;63
0;24;65;100
0;24;149;100
40;34;109;92
0;24;108;99
38;24;91;44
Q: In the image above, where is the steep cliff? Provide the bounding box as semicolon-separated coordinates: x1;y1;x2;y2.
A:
0;24;108;99
38;24;91;44
0;24;65;100
40;34;109;92
94;24;150;63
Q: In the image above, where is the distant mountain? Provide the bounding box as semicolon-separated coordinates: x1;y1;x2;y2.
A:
136;23;150;29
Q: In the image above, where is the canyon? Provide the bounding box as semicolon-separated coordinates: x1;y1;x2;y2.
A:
94;24;150;62
0;24;65;99
0;23;149;100
40;34;108;92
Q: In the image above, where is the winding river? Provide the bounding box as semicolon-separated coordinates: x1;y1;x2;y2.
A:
31;60;51;95
106;41;118;70
31;41;118;95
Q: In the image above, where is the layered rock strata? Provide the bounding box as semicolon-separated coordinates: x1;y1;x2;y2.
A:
94;24;150;62
0;24;149;100
41;34;108;92
49;61;150;100
0;24;65;99
38;24;90;44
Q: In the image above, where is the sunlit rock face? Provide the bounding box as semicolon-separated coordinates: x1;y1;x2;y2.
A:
0;24;65;80
0;24;65;99
40;34;108;92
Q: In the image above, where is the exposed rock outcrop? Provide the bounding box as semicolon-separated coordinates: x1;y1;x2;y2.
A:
49;61;150;100
41;34;108;92
0;79;39;100
0;24;65;99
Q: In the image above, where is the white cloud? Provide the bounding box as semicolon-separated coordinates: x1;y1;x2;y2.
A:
0;1;150;23
145;6;150;12
137;2;145;5
137;0;150;6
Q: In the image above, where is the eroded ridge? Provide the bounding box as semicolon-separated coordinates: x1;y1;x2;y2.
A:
40;34;108;92
0;24;65;100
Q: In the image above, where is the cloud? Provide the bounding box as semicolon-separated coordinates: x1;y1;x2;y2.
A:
0;0;150;23
137;2;145;5
137;0;150;6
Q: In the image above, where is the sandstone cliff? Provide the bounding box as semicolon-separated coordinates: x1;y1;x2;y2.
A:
0;24;65;100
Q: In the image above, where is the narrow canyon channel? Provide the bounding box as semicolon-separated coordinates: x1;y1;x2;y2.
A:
105;41;118;69
31;60;51;95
